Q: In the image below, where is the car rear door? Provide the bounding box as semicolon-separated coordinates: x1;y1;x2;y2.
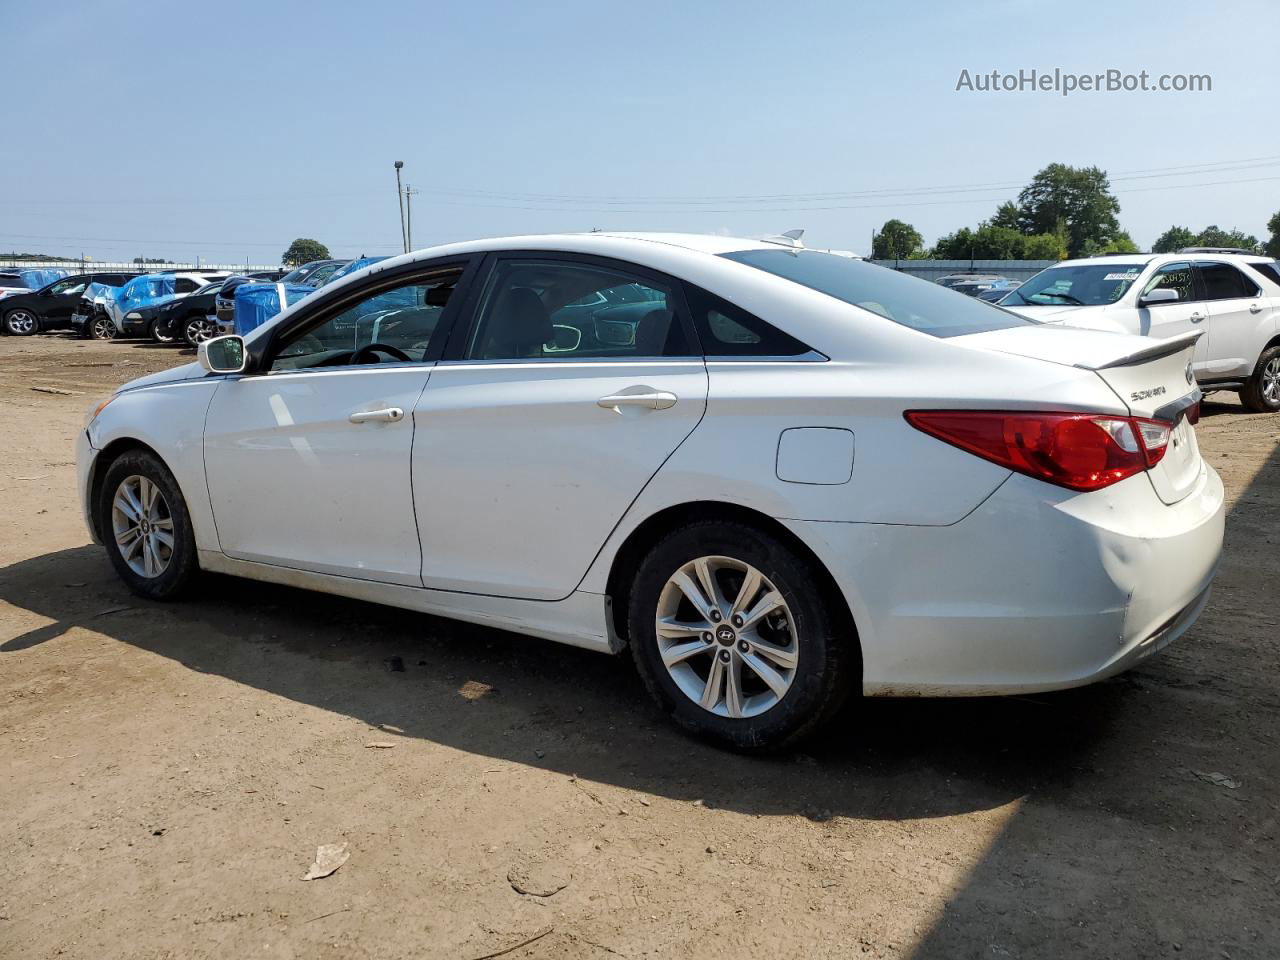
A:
410;253;708;600
1197;261;1269;379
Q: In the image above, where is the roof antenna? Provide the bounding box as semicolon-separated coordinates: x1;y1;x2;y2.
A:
762;228;805;249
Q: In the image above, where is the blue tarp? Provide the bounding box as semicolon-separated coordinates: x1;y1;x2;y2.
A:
114;274;179;314
234;282;316;335
21;268;69;289
322;256;390;286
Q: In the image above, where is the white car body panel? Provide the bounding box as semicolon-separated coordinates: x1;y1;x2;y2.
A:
79;232;1226;696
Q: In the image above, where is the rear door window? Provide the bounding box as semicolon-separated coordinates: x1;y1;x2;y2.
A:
1198;262;1261;300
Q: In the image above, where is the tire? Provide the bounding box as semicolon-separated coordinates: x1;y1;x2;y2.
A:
627;520;855;752
4;308;39;336
97;449;199;601
184;315;217;346
87;312;116;341
1240;345;1280;413
150;316;178;344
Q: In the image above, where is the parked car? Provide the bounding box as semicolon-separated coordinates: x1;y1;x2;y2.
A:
1000;252;1280;411
2;271;139;335
215;263;353;334
109;272;230;338
950;276;1015;297
935;273;1005;288
154;282;223;345
78;232;1222;750
977;283;1020;303
0;271;31;301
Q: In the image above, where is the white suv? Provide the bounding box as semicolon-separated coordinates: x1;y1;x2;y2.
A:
1001;249;1280;412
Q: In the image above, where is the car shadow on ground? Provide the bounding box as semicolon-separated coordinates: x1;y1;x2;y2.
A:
3;542;1150;826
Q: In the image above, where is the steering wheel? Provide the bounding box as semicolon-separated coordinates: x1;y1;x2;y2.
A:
350;343;412;364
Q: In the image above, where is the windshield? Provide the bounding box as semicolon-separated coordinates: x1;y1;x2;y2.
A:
1007;263;1145;306
721;249;1037;338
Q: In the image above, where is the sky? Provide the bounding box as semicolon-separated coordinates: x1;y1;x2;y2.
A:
3;0;1276;265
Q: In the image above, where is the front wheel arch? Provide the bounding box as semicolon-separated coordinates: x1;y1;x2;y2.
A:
605;501;860;665
88;438;169;543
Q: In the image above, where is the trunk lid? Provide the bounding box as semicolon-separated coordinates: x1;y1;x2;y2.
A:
958;326;1204;504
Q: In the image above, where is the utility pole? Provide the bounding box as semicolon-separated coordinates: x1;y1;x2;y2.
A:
404;184;420;252
394;161;407;253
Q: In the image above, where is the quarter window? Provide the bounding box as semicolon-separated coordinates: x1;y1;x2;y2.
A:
466;260;694;360
174;277;201;294
271;271;461;371
1198;262;1261;300
683;284;814;357
1140;262;1195;302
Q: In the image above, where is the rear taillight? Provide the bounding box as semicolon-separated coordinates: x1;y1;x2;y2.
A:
905;411;1173;492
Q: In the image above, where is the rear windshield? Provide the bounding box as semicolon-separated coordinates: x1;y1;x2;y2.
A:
1005;263;1145;306
720;250;1036;338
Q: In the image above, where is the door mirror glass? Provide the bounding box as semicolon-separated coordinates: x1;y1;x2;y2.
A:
1139;287;1180;306
199;335;247;373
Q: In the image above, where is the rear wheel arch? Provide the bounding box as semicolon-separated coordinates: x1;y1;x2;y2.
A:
605;501;860;660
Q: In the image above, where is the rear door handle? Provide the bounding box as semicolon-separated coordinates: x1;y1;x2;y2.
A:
1250;303;1263;314
349;407;404;424
597;390;678;411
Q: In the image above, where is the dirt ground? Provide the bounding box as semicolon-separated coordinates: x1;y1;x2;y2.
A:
1;333;1277;960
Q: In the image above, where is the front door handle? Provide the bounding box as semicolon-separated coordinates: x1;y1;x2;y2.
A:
1189;312;1205;323
597;390;678;411
349;407;404;424
1250;303;1263;314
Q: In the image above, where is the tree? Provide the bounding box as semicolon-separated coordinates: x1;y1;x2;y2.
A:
1082;230;1140;256
989;201;1021;231
1016;163;1121;258
282;238;331;266
872;219;923;260
1266;211;1280;258
1022;233;1068;260
1195;225;1259;252
932;227;976;261
1152;226;1198;254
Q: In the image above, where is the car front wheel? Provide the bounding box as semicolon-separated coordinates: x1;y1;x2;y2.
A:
184;316;217;346
1241;345;1280;413
98;449;199;600
4;308;39;336
87;313;116;340
628;520;855;751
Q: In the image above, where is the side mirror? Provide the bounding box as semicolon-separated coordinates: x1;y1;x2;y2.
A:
199;335;247;374
1139;288;1180;307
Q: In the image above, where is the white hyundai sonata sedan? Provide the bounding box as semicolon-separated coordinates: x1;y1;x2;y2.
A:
77;233;1224;750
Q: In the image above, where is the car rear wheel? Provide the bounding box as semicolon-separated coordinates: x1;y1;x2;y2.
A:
1241;346;1280;413
4;308;39;336
184;316;217;346
628;520;855;751
150;316;178;344
87;313;116;340
98;449;199;600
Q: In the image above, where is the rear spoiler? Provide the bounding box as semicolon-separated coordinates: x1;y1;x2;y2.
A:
1080;330;1202;370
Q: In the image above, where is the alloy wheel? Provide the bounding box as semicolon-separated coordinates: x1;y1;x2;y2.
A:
91;315;115;340
5;309;37;335
1263;357;1280;406
111;475;175;578
186;317;216;344
654;555;799;719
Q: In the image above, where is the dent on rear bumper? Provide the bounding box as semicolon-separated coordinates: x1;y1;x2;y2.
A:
787;464;1225;696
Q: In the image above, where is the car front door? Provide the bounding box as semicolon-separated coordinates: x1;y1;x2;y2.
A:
1197;261;1268;379
203;262;472;585
40;275;92;323
1135;261;1210;371
411;254;708;600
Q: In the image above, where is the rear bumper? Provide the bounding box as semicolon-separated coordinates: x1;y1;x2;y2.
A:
788;463;1225;696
